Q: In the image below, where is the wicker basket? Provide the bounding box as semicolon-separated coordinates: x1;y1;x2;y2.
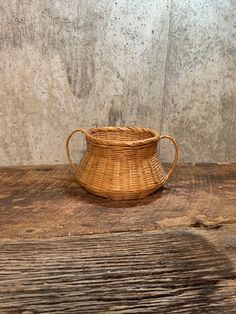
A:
66;126;178;200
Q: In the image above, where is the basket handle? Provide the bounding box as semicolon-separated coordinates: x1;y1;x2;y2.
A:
66;128;87;173
159;135;179;180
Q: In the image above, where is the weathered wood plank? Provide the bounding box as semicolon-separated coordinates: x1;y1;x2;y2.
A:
0;227;235;313
0;164;235;239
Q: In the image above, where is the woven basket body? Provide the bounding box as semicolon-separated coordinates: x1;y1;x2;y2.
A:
66;127;178;200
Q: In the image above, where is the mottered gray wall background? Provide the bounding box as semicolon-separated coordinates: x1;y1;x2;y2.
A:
0;0;235;165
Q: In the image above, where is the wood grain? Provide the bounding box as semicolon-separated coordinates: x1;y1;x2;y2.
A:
0;164;235;312
0;227;235;313
0;163;235;239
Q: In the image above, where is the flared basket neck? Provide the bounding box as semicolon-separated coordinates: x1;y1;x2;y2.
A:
85;126;160;147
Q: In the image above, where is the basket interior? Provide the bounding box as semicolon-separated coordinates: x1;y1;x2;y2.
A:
88;128;156;142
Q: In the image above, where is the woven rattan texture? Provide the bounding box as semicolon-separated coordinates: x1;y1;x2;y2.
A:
66;127;178;200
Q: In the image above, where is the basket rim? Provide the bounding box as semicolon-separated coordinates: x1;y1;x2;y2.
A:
85;126;160;147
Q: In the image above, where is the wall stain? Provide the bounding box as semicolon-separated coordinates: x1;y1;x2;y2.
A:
108;99;125;126
0;1;235;165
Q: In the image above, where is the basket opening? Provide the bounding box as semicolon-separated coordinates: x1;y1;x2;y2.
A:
88;127;157;143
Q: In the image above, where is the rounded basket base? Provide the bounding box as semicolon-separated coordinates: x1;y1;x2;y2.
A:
78;181;164;201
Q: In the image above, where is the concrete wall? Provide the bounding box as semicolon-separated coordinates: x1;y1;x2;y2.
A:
0;0;235;165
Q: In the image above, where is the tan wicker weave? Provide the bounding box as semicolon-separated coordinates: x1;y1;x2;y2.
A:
66;126;178;200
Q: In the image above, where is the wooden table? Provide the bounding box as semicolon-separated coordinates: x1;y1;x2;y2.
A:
0;164;235;313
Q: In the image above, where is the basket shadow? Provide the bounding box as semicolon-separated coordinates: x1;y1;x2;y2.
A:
73;185;166;209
